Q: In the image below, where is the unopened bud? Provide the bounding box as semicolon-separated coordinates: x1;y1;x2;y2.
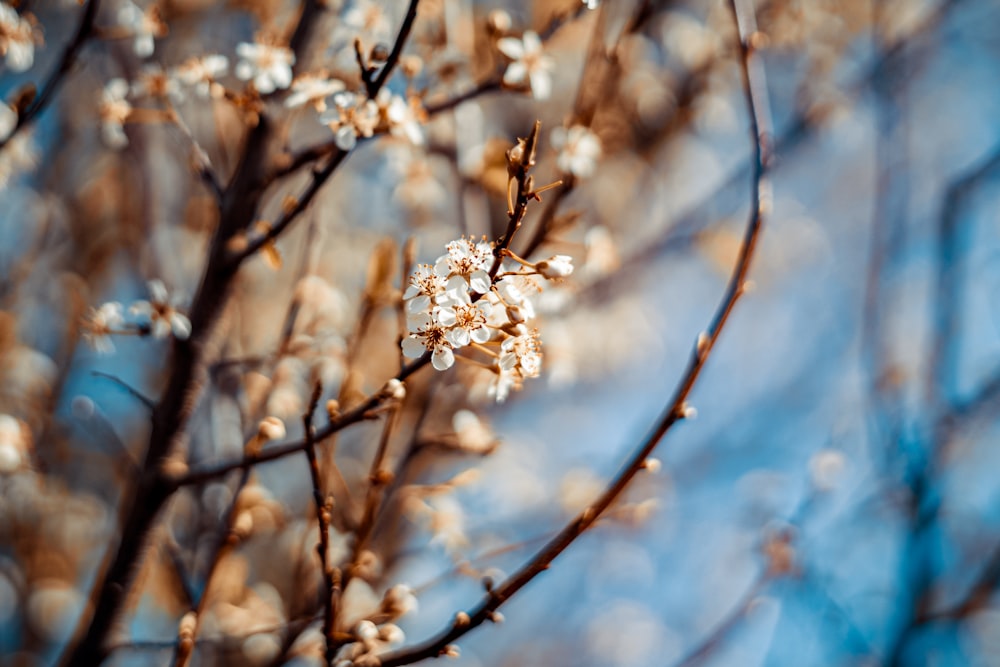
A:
355;620;378;641
454;611;470;627
381;378;406;401
643;458;662;473
257;416;286;441
535;255;574;279
487;10;512;34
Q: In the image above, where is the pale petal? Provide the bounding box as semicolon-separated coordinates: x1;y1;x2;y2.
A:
402;336;425;358
496;37;525;59
432;347;454;371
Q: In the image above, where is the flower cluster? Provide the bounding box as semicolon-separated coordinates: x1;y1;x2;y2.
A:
319;88;424;151
401;238;573;402
82;280;191;353
0;2;36;72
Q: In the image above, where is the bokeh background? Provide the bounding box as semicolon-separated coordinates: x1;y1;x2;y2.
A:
2;0;1000;665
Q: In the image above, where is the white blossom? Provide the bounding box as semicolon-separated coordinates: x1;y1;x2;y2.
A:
436;291;493;348
499;330;543;380
0;414;27;473
402;314;455;371
0;131;36;190
434;237;493;294
117;1;166;58
0;2;36;72
284;74;346;110
496;31;554;100
403;264;448;314
235;42;295;94
82;302;125;354
383;92;424;145
319;92;378;151
0;102;15;142
173;54;229;98
99;78;132;150
550;125;601;178
129;279;192;340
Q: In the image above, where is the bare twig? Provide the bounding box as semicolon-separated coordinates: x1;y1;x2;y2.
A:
300;383;340;666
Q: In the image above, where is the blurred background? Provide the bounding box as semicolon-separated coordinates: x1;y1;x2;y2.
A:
1;0;1000;665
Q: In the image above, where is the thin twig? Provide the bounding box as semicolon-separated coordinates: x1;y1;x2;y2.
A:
300;383;339;666
90;371;155;410
376;0;774;662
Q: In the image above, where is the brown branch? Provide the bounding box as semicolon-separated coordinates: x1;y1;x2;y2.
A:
366;0;421;98
0;0;101;151
171;356;430;487
376;0;774;662
300;383;340;667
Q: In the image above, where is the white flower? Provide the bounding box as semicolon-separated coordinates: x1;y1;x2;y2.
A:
99;78;132;149
284;74;346;110
0;3;36;72
235;42;295;94
535;254;574;279
117;1;166;58
131;63;182;102
173;54;229;98
0;102;15;142
319;92;378;151
550;125;601;178
489;367;517;403
82;302;125;354
500;330;542;379
0;414;26;473
337;0;391;43
403;264;448;314
402;314;454;370
130;279;192;340
434;238;493;294
437;294;493;348
384;92;424;145
496;31;555;100
0;131;36;190
491;275;536;323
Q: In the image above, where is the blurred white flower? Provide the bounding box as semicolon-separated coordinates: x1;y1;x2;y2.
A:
0;2;36;72
284;74;346;111
497;31;554;100
130;280;191;340
82;302;125;354
235;42;294;94
117;1;167;58
173;54;229;98
0;102;15;141
0;414;27;473
99;78;132;149
550;125;601;178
